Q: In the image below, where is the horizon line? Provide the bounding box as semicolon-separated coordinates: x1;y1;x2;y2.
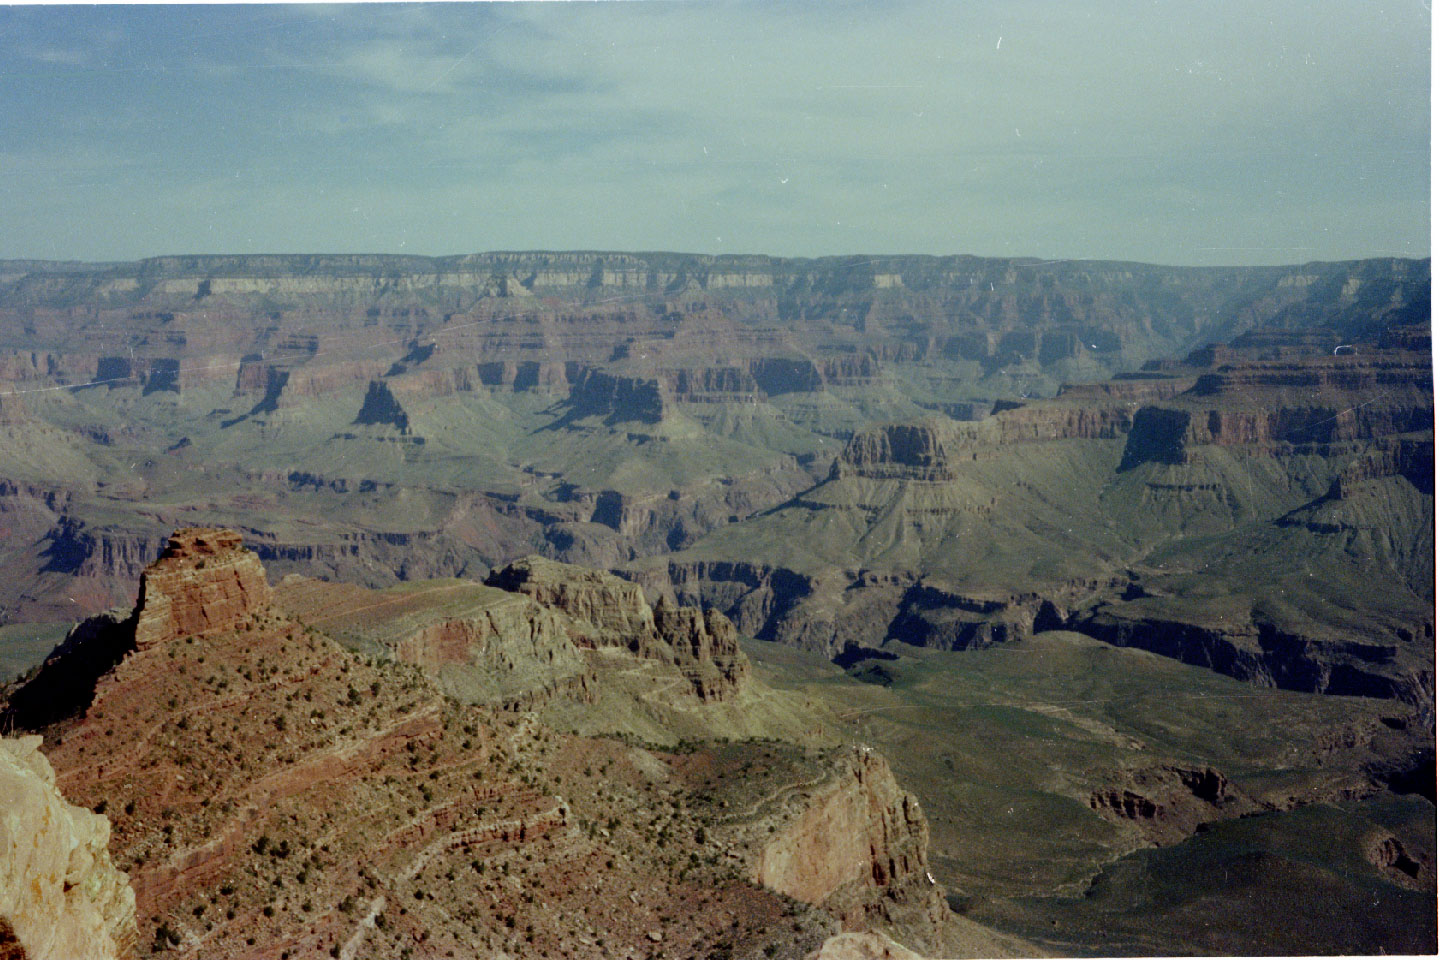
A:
0;249;1431;273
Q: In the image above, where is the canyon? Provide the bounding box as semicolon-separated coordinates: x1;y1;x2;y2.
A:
0;251;1431;956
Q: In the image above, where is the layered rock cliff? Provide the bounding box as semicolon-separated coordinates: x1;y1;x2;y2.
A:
728;747;950;954
273;577;595;712
1119;353;1432;469
0;735;136;960
486;556;749;701
833;375;1187;481
5;528;274;730
1066;607;1435;705
130;528;272;649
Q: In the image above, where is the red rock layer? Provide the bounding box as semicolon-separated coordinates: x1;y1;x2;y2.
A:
131;528;272;650
19;532;843;958
752;748;950;952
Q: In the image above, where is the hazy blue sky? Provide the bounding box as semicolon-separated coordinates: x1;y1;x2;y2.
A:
0;1;1428;265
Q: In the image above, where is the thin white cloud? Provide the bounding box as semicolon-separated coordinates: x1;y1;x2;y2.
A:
27;46;89;66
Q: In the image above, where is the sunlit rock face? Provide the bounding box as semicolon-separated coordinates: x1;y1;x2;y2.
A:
486;555;750;701
131;527;273;650
0;735;137;960
755;747;949;950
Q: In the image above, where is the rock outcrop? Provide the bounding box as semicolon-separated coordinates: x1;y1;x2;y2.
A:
487;555;656;640
833;379;1186;481
4;528;273;730
130;528;272;650
273;576;595;712
7;529;844;958
1119;353;1432;469
751;748;949;953
486;556;749;701
1087;764;1261;846
838;421;958;482
0;735;136;960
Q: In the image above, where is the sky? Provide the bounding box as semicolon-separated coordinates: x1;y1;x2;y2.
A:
0;1;1429;266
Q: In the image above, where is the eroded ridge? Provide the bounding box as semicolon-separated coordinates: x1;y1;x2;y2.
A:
5;530;968;958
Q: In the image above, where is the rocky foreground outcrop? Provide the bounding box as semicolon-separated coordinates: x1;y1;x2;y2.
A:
5;528;857;957
0;735;136;960
5;528;984;956
4;528;274;731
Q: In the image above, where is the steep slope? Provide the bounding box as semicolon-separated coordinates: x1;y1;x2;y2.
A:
2;529;980;958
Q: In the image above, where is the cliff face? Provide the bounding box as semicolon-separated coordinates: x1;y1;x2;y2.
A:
0;735;137;960
649;560;1093;660
41;520;163;582
751;748;949;953
1068;608;1435;706
834;378;1184;481
131;528;272;650
487;555;655;639
2;257;1425;422
848;350;1421;482
1119;353;1433;469
655;331;1433;710
486;556;749;701
4;529;274;731
828;342;1431;482
839;421;958;481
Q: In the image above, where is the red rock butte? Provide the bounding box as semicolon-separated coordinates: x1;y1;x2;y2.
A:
132;527;272;650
